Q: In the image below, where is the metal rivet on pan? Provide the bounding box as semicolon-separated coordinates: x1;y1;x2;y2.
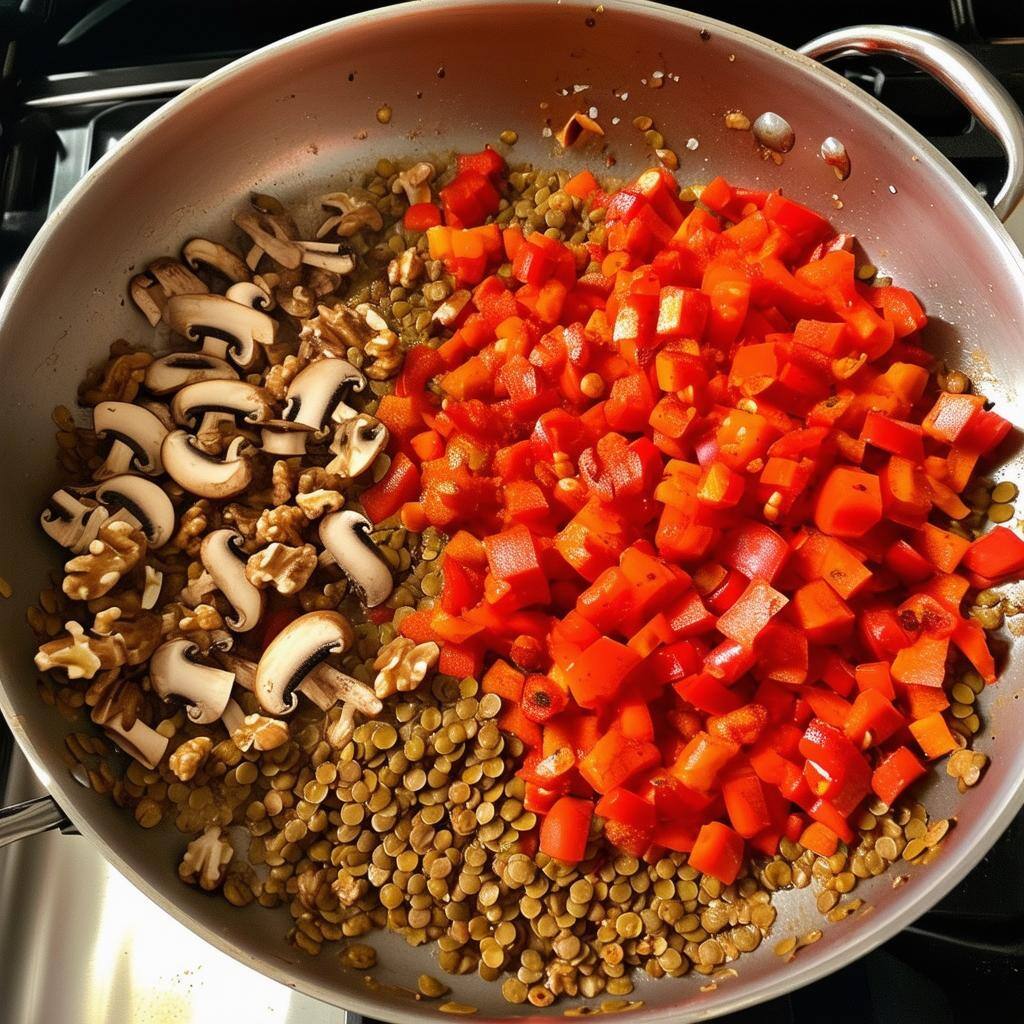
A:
821;136;851;180
752;111;795;153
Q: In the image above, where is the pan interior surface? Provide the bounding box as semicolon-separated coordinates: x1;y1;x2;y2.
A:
2;2;1024;1021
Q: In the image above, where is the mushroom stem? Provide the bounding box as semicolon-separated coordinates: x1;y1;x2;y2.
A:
297;663;382;716
220;698;246;737
103;713;169;769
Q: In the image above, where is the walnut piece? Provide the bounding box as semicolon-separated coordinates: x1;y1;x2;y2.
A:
272;460;298;504
91;607;162;666
34;621;126;680
431;289;472;327
246;542;318;595
373;637;440;699
232;713;290;752
179;603;224;632
170;500;212;556
297;467;346;495
295;488;345;520
221;502;260;541
360;306;402;381
264;353;307;400
169;735;214;781
387;248;424;289
255;505;307;546
332;868;368;906
63;519;145;601
179;826;233;891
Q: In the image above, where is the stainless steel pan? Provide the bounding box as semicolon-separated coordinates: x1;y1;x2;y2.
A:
2;3;1024;1020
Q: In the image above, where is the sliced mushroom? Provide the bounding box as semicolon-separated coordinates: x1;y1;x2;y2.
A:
220;697;246;736
297;662;382;716
182;238;250;284
215;652;257;691
298;240;356;276
326;414;388;478
163;293;277;368
92;401;169;480
253;610;354;715
282;357;366;430
233;210;303;270
130;258;208;326
144;352;239;396
162;431;253;499
316;193;385;239
319;510;393;607
150;638;236;724
200;529;264;632
141;565;164;609
103;712;169;769
40;490;110;551
260;419;314;457
225;280;273;311
171;380;274;437
93;474;176;548
392;162;435;205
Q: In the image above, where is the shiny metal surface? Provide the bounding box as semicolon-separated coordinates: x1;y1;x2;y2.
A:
799;25;1024;221
1;2;1024;1021
0;793;69;848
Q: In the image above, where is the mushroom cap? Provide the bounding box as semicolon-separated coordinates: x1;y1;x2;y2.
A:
297;241;356;275
40;489;109;551
319;509;394;608
149;638;236;724
182;238;250;284
144;352;239;395
92;401;169;477
161;431;253;499
327;413;388;479
164;293;277;368
282;357;366;430
171;380;274;430
253;610;354;716
260;419;314;456
225;280;273;311
92;473;176;547
200;528;264;632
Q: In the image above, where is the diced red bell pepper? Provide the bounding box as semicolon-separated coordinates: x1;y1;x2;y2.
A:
565;636;642;710
594;787;656;830
578;730;660;793
688;821;745;884
360;452;421;524
963;526;1024;581
871;746;925;806
539;796;593;862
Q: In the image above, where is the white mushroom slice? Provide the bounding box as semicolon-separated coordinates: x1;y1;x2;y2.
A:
141;565;164;610
162;431;253;499
93;474;176;548
216;653;257;691
297;241;356;275
220;697;246;736
225;280;273;311
140;399;175;431
92;401;169;480
200;529;264;632
233;210;303;270
144;352;239;396
260;420;314;457
253;610;354;716
282;357;366;430
40;490;109;551
171;380;273;435
164;293;277;369
391;162;435;205
129;258;208;327
297;662;382;716
150;638;236;724
326;414;388;479
103;712;169;769
182;238;250;284
319;510;393;608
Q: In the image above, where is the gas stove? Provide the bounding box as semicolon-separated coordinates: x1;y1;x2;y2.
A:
2;3;1023;1022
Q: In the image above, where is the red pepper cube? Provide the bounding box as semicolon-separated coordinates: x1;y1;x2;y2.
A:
844;689;905;749
921;392;986;444
793;319;849;357
663;589;716;637
963;525;1024;581
880;455;932;525
715;578;788;647
481;658;526;703
871;746;926;806
655;286;710;340
800;821;840;857
565;636;641;710
908;712;959;760
790;579;855;644
578;731;660;793
860;411;925;462
697;462;745;509
539;796;593;862
791;531;873;600
891;635;949;688
484;524;550;610
360;452;422;524
673;673;744;715
717;522;789;582
688;821;745;885
594;787;657;830
521;674;569;723
669;731;739;791
855;662;894;699
813;466;883;538
721;763;772;838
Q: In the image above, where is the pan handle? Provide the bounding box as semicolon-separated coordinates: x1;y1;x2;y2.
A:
799;25;1024;223
0;794;75;849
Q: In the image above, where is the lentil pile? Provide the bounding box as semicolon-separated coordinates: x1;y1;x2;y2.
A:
26;140;1012;1012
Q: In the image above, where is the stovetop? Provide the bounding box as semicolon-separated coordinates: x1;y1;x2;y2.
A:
2;2;1024;1022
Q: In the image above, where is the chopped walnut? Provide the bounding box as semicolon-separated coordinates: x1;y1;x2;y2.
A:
363;326;402;381
297;467;346;495
295;488;345;520
246;543;318;595
272;460;298;504
221;502;260;541
179;603;224;632
947;749;988;791
179;826;233;891
387;248;424;289
169;735;214;781
232;713;290;752
171;500;213;556
91;607;162;666
373;637;440;698
431;289;472;327
332;868;368;906
79;350;153;406
34;620;126;680
62;519;146;601
179;566;216;607
264;353;307;399
299;302;370;359
255;505;307;546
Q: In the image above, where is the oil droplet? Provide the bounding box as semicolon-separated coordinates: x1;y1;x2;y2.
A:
752;112;795;154
820;136;851;180
889;184;898;194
